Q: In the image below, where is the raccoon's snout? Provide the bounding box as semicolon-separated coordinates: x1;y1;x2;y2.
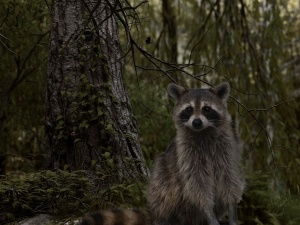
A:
192;119;202;129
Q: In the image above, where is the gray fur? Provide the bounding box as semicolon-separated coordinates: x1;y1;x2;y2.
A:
167;83;187;100
148;82;245;225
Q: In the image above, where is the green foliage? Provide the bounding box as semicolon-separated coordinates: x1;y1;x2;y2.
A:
0;0;49;171
239;173;281;225
270;191;300;225
239;173;300;225
0;169;147;223
0;170;90;222
54;73;113;143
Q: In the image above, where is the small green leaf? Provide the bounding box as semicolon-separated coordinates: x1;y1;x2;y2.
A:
107;159;114;168
97;106;103;116
106;123;113;131
102;152;110;159
91;160;97;166
56;115;64;121
74;138;81;143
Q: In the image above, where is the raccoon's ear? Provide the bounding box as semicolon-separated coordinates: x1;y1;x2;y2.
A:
210;82;230;101
167;83;188;101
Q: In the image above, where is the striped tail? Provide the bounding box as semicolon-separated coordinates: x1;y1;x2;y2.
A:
81;209;152;225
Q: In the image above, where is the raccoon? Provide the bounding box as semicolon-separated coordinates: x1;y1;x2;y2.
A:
147;82;245;225
81;82;244;225
81;209;152;225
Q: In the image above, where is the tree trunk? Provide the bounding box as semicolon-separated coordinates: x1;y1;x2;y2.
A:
162;0;178;64
45;0;149;181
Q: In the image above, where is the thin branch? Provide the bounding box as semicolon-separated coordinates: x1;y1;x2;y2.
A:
19;31;49;76
0;34;18;55
248;99;295;112
231;95;276;167
116;0;148;12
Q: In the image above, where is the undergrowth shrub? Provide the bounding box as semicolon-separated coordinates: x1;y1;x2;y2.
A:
239;173;300;225
0;169;147;223
270;191;300;225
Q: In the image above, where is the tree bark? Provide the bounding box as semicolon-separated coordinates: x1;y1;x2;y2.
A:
45;0;148;181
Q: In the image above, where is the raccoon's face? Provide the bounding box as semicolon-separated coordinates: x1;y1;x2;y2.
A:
168;82;231;132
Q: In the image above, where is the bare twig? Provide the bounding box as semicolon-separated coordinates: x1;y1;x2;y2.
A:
248;100;295;112
0;34;18;55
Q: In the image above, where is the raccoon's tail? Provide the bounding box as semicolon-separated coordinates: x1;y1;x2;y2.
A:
81;209;152;225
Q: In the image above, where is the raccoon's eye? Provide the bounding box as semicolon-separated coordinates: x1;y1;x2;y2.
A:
203;106;212;112
185;106;193;112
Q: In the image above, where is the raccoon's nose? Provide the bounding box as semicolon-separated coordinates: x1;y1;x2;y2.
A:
192;119;202;129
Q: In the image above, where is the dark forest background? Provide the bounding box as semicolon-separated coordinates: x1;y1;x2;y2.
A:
0;0;300;224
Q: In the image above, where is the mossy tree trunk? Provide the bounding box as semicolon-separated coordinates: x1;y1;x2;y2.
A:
45;0;148;181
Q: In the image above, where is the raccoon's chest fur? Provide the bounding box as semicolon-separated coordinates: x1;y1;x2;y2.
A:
175;127;235;186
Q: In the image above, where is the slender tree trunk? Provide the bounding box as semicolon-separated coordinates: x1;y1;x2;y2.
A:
45;0;148;181
162;0;178;64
